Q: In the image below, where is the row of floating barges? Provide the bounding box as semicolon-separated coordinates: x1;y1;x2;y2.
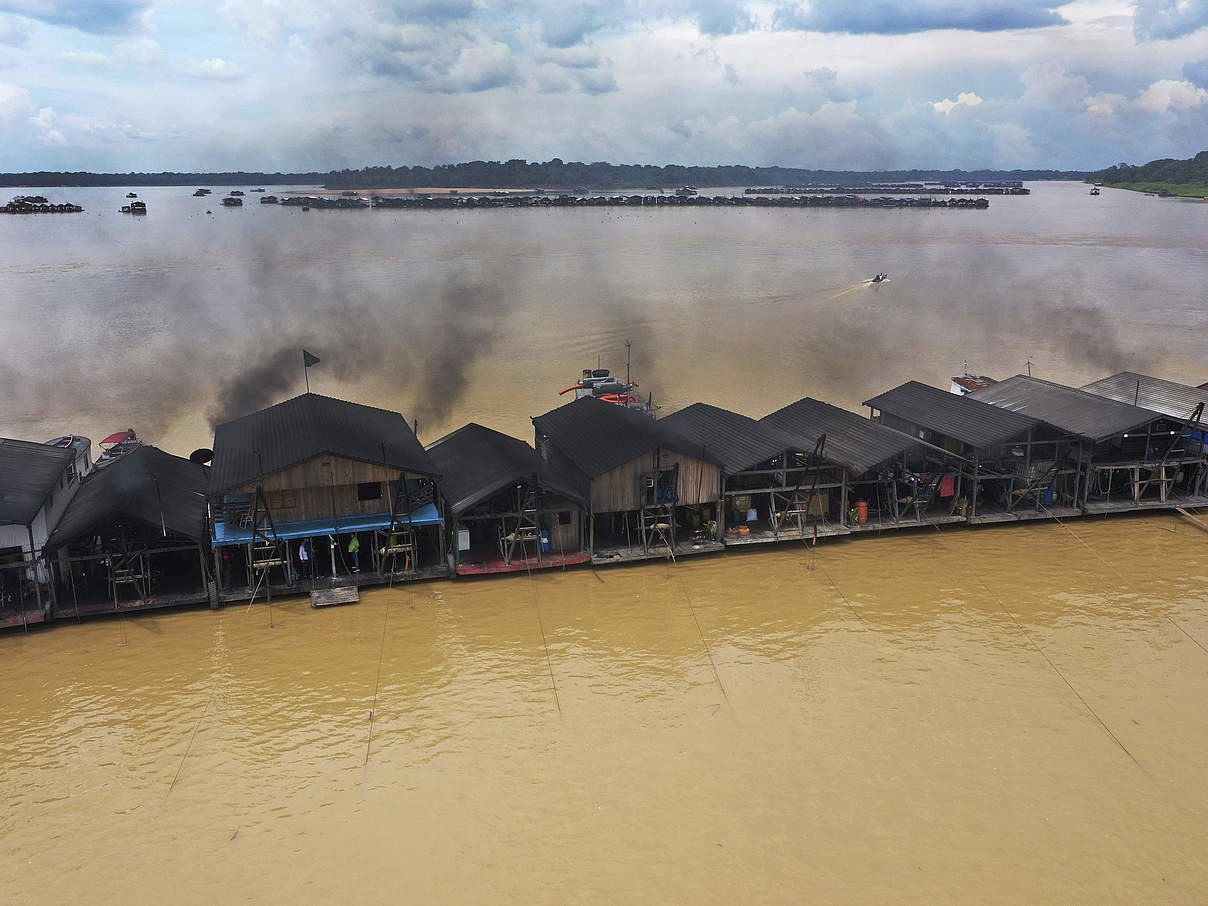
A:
267;193;991;210
3;361;1207;629
745;182;1028;195
2;195;83;214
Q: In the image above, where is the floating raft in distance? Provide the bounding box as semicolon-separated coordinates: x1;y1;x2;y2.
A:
294;193;991;210
311;586;360;608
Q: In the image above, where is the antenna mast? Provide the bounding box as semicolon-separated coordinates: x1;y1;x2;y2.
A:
626;339;632;387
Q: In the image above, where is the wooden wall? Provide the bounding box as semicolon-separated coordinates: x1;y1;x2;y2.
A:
226;456;431;525
589;448;721;513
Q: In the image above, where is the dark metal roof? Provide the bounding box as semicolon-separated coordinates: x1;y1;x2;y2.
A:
532;397;718;477
761;397;924;474
660;403;806;472
0;438;73;525
426;423;586;518
863;380;1039;448
968;375;1165;441
44;446;210;550
209;393;437;495
1080;372;1208;424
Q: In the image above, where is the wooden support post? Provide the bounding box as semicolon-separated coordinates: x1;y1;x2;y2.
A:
970;450;980;517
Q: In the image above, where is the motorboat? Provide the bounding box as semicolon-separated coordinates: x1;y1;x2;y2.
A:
95;429;141;468
1090;187;1100;196
559;346;655;415
870;272;888;283
193;188;211;196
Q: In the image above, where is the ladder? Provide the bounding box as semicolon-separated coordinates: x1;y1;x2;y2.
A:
770;434;828;538
246;485;286;604
503;482;541;566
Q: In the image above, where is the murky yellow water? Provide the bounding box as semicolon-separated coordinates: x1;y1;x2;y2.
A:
4;514;1208;902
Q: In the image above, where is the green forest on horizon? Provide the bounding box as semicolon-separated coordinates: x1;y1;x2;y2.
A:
1088;151;1208;196
0;159;1088;189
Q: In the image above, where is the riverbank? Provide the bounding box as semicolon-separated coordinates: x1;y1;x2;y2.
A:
1099;182;1208;197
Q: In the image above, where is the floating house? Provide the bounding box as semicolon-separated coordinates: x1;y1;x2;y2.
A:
862;380;1078;523
1080;372;1208;433
0;436;90;628
533;397;723;563
660;402;846;545
426;423;588;575
970;375;1208;512
42;446;211;618
761;398;966;531
208;393;446;601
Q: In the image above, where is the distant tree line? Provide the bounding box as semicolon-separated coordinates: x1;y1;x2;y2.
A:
0;160;1089;190
322;159;1089;189
1087;151;1208;186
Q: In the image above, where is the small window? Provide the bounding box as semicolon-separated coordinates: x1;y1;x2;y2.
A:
558;510;572;525
357;481;383;501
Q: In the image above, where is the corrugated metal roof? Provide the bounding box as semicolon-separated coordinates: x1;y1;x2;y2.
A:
968;375;1165;441
533;397;718;477
660;403;807;472
863;380;1039;448
761;398;923;474
426;423;585;518
44;446;210;550
1080;372;1208;424
209;393;437;494
0;438;73;526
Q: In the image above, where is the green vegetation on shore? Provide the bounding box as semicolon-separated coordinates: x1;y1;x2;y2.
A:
1088;151;1208;196
0;159;1087;190
1102;182;1208;197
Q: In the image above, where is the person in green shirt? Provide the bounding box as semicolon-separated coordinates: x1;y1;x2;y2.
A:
348;534;360;572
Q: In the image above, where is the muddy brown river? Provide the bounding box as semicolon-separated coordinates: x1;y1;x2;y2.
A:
4;514;1208;902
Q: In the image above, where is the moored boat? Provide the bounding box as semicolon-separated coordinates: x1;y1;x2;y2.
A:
95;429;141;468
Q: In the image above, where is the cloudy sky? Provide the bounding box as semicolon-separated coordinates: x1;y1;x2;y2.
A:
0;0;1205;171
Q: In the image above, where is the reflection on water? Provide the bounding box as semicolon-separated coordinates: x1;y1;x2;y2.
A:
3;514;1208;902
1;181;1206;455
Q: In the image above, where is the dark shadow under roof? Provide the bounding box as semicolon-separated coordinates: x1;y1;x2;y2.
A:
533;396;717;477
209;393;437;495
427;423;585;518
45;446;210;550
1080;372;1208;424
660;403;808;473
864;380;1039;448
761;397;924;474
968;375;1165;441
0;438;73;526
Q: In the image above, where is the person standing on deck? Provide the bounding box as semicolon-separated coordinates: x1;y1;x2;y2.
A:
298;540;310;578
348;535;360;572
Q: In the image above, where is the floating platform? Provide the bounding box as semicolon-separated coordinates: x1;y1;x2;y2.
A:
456;551;591;576
311;586;360;607
591;540;725;566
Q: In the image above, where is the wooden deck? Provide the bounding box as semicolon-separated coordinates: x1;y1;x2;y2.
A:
723;523;850;546
1083;495;1208;515
218;564;450;604
967;505;1083;525
591;540;725;566
847;513;966;533
0;609;47;631
456;551;591;576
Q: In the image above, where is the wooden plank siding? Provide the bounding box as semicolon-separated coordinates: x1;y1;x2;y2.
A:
225;455;431;525
589;449;721;513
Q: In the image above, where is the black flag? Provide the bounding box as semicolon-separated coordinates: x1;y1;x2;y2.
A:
303;349;320;367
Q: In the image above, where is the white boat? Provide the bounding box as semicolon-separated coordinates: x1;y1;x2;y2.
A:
95;429;141;468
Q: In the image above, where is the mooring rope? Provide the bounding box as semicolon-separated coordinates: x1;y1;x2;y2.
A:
363;585;396;765
670;562;729;703
1037;503;1208;658
522;554;561;716
929;521;1141;768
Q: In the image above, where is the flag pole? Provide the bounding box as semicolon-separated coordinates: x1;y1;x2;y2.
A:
304;350;310;394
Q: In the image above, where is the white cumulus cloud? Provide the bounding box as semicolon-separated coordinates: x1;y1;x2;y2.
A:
1135;78;1208;113
932;91;982;114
